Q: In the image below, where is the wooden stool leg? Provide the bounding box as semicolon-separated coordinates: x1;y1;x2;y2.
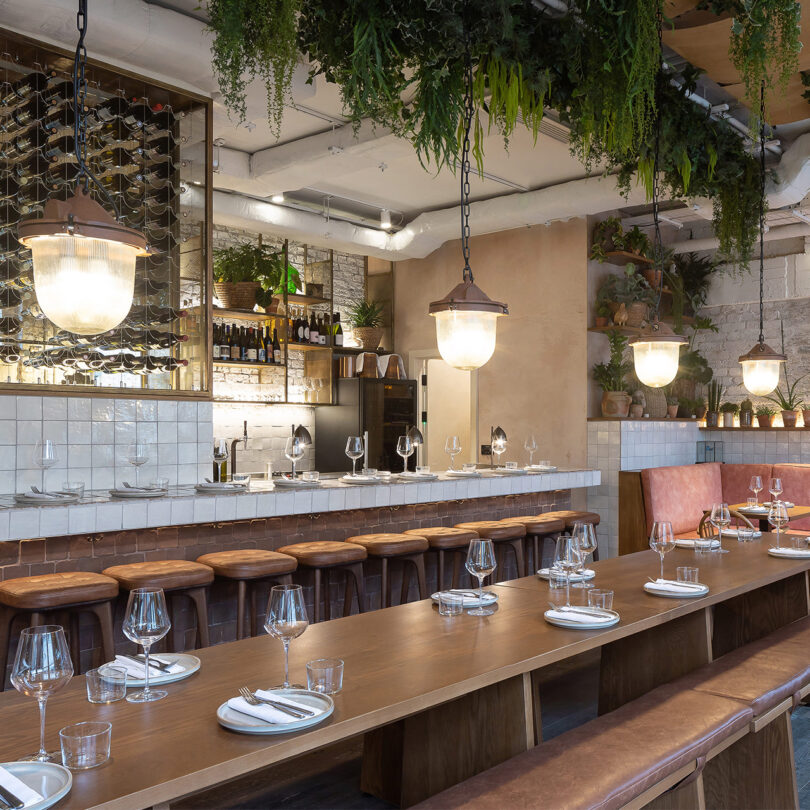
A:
400;562;412;605
249;582;259;638
0;606;16;691
87;601;115;667
437;549;446;591
67;611;81;672
323;569;332;622
166;594;178;653
187;587;210;649
410;554;427;600
515;538;526;578
347;562;366;614
380;558;389;609
343;568;355;618
451;550;462;589
313;568;322;623
236;580;247;641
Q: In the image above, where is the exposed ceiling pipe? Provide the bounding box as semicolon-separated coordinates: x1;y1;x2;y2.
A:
672;223;810;254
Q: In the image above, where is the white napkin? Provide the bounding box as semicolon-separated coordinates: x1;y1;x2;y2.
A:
720;527;761;538
676;538;720;548
645;579;706;595
537;567;595;581
439;589;497;605
113;655;184;678
768;546;810;557
764;501;795;508
227;690;322;725
0;765;44;807
343;474;378;482
545;608;614;624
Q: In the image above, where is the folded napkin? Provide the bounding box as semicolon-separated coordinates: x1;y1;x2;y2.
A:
741;505;768;512
545;608;614;624
645;579;706;595
114;654;184;678
0;765;44;807
675;538;720;548
769;546;810;557
440;589;497;605
344;474;378;482
764;501;795;508
720;527;761;538
227;690;322;725
537;567;595;581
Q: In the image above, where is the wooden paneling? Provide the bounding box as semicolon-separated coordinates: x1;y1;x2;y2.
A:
620;470;648;555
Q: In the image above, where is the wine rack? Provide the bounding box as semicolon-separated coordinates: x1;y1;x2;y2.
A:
0;28;211;397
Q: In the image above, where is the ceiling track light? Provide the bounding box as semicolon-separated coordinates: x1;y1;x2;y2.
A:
380;209;391;230
271;192;285;204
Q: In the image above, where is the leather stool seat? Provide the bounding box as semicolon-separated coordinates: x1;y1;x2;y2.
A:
404;527;478;549
277;541;367;568
347;533;429;556
454;521;525;541
0;572;118;610
545;509;601;528
505;515;566;535
102;560;214;591
196;550;297;580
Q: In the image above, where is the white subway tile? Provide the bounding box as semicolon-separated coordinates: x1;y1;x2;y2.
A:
42;397;67;421
67;398;90;420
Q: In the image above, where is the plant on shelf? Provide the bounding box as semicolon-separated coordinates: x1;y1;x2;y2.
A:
590;217;624;261
664;386;679;419
672;253;717;315
765;320;805;427
740;398;754;427
622;226;652;258
596;266;655;328
755;404;776;428
348;299;385;350
213;242;286;311
694;397;708;420
720;401;740;428
630;389;646;419
705;381;724;428
595;302;612;328
592;330;633;418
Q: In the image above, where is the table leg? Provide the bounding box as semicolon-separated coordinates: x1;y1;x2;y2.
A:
360;672;537;807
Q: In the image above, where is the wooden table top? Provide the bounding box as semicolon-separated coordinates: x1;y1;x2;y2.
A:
0;535;807;810
725;503;810;521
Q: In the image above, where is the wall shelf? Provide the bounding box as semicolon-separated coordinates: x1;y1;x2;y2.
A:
287;293;330;306
211;307;285;323
588;317;694;337
213;360;284;371
603;250;654;267
286;343;332;353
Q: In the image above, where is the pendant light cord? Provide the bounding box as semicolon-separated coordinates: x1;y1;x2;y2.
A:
758;80;766;346
460;18;474;284
650;3;665;328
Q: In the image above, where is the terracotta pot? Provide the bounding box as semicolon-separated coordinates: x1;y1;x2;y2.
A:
705;411;719;428
757;414;773;428
214;281;261;310
629;403;644;419
354;326;384;350
740;410;753;427
667;404;679;419
594;316;609;328
722;412;735;428
695;406;707;420
257;296;280;314
802;409;810;428
782;410;797;428
624;302;649;328
601;391;631;418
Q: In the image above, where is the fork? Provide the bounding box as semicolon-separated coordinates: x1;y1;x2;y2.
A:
548;602;612;619
238;687;314;718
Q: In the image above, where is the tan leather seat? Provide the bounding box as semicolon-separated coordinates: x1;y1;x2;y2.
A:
103;560;214;591
404;527;479;549
505;515;566;535
0;572;118;610
276;541;367;568
544;509;601;529
347;533;429;556
454;521;525;541
413;684;752;810
196;549;297;580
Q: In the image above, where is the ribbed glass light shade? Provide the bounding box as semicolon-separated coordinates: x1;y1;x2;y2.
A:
29;234;137;335
741;358;782;396
632;340;681;388
433;309;499;370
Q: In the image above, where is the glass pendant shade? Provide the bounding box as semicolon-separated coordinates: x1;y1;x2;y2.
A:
739;343;785;396
629;323;687;388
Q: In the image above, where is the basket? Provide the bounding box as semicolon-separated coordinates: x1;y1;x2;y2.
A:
354;326;384;350
214;282;261;310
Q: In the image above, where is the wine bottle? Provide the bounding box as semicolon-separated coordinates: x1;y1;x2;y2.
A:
40;80;74;108
246;327;258;362
221;325;231;360
0;316;22;337
309;312;319;345
124;305;188;328
0;72;51;106
94;96;130;122
257;326;266;363
2;96;53;134
272;328;282;364
229;325;240;361
0;344;20;364
334;312;343;346
212;323;221;361
240;327;249;362
0;287;23;309
303;314;310;343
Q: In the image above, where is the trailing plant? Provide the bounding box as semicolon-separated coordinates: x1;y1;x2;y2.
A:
672;252;717;313
348;299;385;328
592;331;633;392
706;380;725;413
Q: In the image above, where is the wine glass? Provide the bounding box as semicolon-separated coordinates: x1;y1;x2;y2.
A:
11;626;73;762
264;584;309;689
33;439;58;470
285;436;305;479
492;437;507;467
212;438;228;481
465;539;497;616
345;436;364;477
649;521;676;581
126;442;149;486
397;435;414;473
553;534;583;608
524;434;538;466
122;587;171;703
445;436;461;470
769;477;783;503
709;503;731;554
768;501;789;548
571;522;598;588
749;475;763;505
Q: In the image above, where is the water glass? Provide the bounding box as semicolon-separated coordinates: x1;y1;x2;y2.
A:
437;592;464;616
416;465;431;474
61;481;85;498
548;568;568;589
504;461;518;470
59;722;111;770
587;589;613;610
306;659;344;695
151;477;169;491
462;463;477;473
232;472;251;487
676;566;699;583
694;538;714;554
302;470;320;482
362;468;378;477
737;526;755;542
86;665;127;704
791;535;809;550
746;497;758;509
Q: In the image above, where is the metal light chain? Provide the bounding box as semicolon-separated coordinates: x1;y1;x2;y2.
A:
460;25;474;284
650;3;665;326
758;80;766;346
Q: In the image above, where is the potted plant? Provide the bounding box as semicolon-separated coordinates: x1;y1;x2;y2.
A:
590;217;624;261
623;225;651;258
739;398;754;427
665;393;679;419
594;302;612;328
802;403;810;429
756;405;776;428
705;381;723;428
672;253;716;316
694;397;707;420
348;299;385;349
596;265;655;328
629;390;645;419
720;402;739;428
592;330;632;417
766;373;805;429
213;242;287;311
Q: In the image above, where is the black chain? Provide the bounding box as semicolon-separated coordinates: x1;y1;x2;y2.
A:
651;3;664;325
460;21;474;283
758;80;766;346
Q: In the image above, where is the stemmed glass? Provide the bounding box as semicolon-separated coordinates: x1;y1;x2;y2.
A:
122;587;171;703
265;585;309;689
213;439;228;481
571;522;598;588
285;436;305;479
524;434;538;466
33;440;58;471
11;626;73;762
769;477;783;503
345;436;364;477
445;436;461;470
465;539;497;616
749;475;763;505
649;521;676;581
709;503;731;554
397;435;414;473
553;534;583;608
768;501;789;548
492;436;507;467
126;442;149;486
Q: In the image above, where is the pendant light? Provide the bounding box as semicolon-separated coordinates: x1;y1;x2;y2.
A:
16;0;147;335
629;11;687;387
739;83;785;396
428;22;507;371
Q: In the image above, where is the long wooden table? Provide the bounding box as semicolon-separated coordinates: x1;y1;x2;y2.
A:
0;536;807;809
729;502;810;531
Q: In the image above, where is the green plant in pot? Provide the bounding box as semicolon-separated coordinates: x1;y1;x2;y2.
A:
630;389;645;419
664;388;679;419
592;330;632;417
739;398;754;427
595;302;612;328
705;381;724;428
596;265;655;329
348;299;385;349
590;217;624;260
720;401;739;428
694;397;707;420
623;226;651;258
213;242;287;311
755;405;776;429
766;373;805;428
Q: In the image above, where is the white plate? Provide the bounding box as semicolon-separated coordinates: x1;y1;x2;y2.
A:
0;762;72;810
739;505;768;513
110;653;201;687
217;688;333;735
340;475;382;486
720;528;761;538
764;501;795;508
397;473;439;482
543;607;620;630
492;468;527;476
272;478;322;489
643;581;709;599
444;470;481;478
526;465;557;473
674;538;721;549
109;488;167;499
768;547;810;559
194;483;247;494
430;590;499;608
14;493;79;505
537;568;596;582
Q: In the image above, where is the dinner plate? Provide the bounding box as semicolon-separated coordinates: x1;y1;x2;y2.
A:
767;546;810;559
109;488;167;499
340;475;383;486
14;493;79;505
491;468;527;476
720;527;761;538
537;567;596;582
217;688;333;735
543;607;619;630
110;653;201;687
526;465;557;473
430;590;499;607
272;478;322;489
444;470;481;478
674;538;721;549
0;762;72;810
194;483;247;494
643;581;710;599
397;472;439;482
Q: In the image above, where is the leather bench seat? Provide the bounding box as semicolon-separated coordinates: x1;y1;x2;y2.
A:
102;560;214;591
276;541;367;568
504;515;566;534
346;533;429;557
454;521;525;541
196;549;297;580
0;572;118;610
413;684;752;810
404;527;479;549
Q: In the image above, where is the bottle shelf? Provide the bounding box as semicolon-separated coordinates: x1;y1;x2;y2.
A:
213;359;285;371
287;293;330;306
210;306;285;322
286;342;331;353
603;250;654;267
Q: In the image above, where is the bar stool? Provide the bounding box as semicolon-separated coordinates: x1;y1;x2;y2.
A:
403;527;479;591
499;515;566;573
346;533;429;609
276;541;367;623
102;560;214;652
196;550;298;640
0;572;119;685
454;521;527;579
544;510;602;560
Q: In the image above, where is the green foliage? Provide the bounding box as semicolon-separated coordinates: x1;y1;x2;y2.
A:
756;405;776;416
740;398;754;412
706;380;725;413
213;242;284;286
672;253;717;312
767;371;806;411
622;226;652;257
596;266;655;306
720;402;740;413
592;330;633;392
348;299;385;328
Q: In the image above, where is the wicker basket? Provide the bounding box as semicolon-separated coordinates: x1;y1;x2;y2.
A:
214;282;261;310
354;326;383;350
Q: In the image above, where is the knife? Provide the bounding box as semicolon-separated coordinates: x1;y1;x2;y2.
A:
0;783;25;809
249;694;315;717
121;654;172;673
548;604;614;620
